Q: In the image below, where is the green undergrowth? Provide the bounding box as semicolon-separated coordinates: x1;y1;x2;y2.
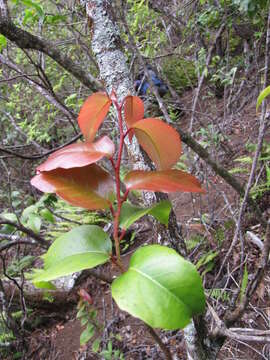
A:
163;57;197;95
46;199;110;241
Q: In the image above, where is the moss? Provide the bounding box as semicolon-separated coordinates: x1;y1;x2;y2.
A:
163;57;197;95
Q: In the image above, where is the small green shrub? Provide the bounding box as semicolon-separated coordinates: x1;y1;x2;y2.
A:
163;57;197;94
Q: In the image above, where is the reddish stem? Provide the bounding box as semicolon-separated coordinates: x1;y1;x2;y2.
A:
111;98;128;271
119;229;126;242
124;127;132;138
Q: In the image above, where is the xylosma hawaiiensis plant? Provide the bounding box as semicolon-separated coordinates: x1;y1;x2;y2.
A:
30;91;206;330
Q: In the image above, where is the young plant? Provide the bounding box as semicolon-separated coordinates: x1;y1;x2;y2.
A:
77;289;101;346
30;91;206;331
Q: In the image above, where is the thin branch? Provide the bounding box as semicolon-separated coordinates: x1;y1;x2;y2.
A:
190;22;226;132
225;219;270;326
4;111;46;152
209;304;270;344
0;133;82;160
0;219;48;248
0;239;41;252
0;17;102;90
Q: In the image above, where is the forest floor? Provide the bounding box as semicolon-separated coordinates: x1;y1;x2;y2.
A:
3;87;270;360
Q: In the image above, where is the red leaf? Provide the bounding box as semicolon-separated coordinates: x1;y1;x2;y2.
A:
78;92;112;141
124;96;144;126
31;164;114;210
124;170;205;193
131;118;181;170
124;96;144;140
37;136;115;172
78;289;93;304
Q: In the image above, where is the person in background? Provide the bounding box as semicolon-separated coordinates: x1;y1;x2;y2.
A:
135;65;168;97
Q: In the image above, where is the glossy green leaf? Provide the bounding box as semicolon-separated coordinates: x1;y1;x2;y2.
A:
124;170;205;193
31;225;112;282
119;200;171;230
112;245;205;330
256;85;270;111
78;92;112;141
31;164;114;210
37;136;114;172
132;118;181;170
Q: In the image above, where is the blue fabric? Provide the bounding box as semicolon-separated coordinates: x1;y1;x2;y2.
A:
135;68;168;97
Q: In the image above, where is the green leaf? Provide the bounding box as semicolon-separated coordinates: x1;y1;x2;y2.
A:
80;317;89;326
31;225;112;283
40;209;55;223
119;200;171;230
240;264;248;301
76;306;86;319
80;324;94;345
27;214;42;234
234;156;253;164
92;338;101;353
21;0;44;18
0;35;7;50
0;213;17;233
266;164;270;183
0;224;16;234
112;245;205;330
21;205;37;222
33;281;57;290
256;85;270;112
1;212;18;223
196;251;218;269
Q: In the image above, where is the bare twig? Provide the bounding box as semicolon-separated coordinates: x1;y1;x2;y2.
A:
0;238;41;252
225;219;270;326
0;218;48;248
190;22;226;132
0;133;82;160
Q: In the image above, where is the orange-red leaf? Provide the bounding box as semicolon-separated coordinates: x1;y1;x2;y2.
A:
31;164;114;210
78;92;112;141
131;118;181;170
124;96;144;140
124;170;205;194
37;136;115;172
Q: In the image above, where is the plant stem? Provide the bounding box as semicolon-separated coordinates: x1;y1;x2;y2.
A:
146;325;173;360
111;99;127;270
